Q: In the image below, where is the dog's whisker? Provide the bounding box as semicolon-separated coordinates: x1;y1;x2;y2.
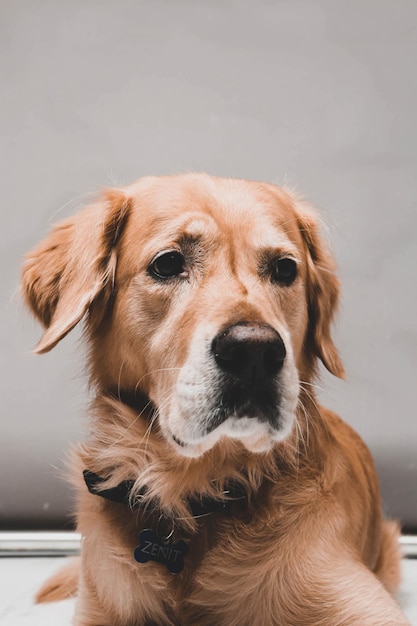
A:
139;391;174;452
299;379;327;394
295;403;309;460
299;383;322;416
117;359;128;401
297;389;332;449
133;367;182;395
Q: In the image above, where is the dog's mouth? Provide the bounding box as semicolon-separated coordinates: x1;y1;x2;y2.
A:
205;379;279;434
166;378;293;457
168;416;282;457
171;388;278;449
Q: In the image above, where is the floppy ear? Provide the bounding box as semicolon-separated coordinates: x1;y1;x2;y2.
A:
22;189;131;354
296;204;345;379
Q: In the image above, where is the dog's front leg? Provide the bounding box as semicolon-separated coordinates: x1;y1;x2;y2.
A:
183;530;409;626
73;537;178;626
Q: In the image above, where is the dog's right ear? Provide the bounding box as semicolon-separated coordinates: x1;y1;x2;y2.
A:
22;189;131;354
295;202;345;380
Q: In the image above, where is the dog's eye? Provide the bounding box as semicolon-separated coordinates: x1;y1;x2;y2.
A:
271;258;298;285
148;251;187;279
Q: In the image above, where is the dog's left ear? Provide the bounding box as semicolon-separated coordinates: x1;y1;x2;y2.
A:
296;204;345;379
22;189;131;354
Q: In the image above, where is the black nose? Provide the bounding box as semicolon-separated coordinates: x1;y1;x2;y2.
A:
212;322;286;387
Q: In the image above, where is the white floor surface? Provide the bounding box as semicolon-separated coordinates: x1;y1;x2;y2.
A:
0;557;416;625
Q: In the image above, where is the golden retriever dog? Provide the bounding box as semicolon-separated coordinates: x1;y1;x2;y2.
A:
22;173;409;625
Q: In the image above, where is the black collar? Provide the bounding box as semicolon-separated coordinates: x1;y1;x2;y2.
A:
83;470;248;518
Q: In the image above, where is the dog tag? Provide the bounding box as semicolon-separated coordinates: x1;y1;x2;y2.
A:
134;529;188;574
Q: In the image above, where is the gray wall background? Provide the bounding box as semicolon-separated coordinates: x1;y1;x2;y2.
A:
1;0;416;529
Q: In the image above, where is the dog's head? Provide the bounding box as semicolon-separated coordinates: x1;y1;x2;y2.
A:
22;174;343;458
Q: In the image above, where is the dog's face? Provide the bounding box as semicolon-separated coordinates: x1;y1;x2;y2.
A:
22;174;343;458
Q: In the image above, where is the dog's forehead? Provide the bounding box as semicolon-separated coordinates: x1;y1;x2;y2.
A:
125;174;302;251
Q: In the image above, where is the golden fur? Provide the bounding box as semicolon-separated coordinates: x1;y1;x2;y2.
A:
22;173;408;625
